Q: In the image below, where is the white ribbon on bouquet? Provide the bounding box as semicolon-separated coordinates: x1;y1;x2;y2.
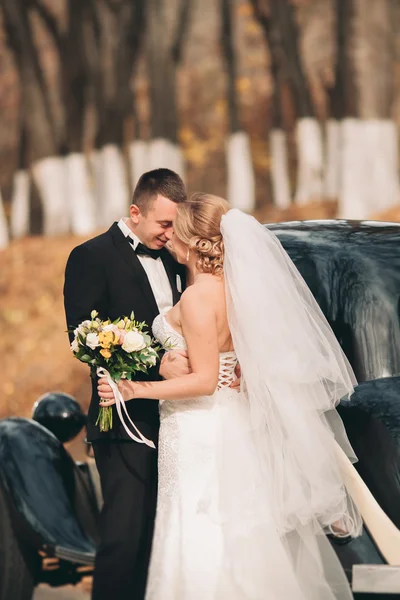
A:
97;367;156;449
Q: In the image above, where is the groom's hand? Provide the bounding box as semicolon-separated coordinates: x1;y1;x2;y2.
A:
160;350;191;379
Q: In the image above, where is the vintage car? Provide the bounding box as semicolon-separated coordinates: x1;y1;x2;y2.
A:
0;393;100;599
0;219;399;600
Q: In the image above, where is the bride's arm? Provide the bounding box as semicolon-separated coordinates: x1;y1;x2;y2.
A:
98;286;220;403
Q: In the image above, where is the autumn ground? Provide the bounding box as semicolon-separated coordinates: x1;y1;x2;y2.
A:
0;234;91;423
33;584;89;599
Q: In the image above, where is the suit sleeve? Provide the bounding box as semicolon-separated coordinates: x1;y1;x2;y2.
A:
64;244;108;343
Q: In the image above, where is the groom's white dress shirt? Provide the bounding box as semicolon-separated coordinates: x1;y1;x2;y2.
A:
118;218;173;314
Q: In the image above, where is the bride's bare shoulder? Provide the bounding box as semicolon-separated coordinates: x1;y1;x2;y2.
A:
180;276;224;309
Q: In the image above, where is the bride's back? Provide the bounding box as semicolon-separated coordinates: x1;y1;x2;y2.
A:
167;273;234;354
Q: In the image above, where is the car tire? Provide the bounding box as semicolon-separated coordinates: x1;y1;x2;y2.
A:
0;483;35;600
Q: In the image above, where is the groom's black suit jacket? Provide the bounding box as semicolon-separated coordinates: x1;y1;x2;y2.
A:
64;222;186;443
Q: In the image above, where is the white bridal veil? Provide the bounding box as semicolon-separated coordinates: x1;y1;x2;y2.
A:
214;209;362;599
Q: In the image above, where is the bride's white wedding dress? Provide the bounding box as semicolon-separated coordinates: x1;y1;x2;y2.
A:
145;312;356;600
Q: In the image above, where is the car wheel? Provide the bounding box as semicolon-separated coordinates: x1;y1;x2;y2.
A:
0;483;35;600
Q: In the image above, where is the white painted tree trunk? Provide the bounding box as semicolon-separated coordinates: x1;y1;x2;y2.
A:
66;153;97;236
363;119;400;215
226;131;255;212
339;119;368;219
89;150;105;227
147;138;186;181
294;117;324;205
92;145;130;227
0;188;9;250
129;140;149;190
269;129;291;209
10;170;30;239
32;156;69;235
339;118;400;219
323;119;341;201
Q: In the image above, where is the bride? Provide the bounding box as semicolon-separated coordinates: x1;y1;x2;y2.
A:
98;193;363;599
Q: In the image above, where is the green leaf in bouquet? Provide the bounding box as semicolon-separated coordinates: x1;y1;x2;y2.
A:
142;333;151;346
80;354;93;363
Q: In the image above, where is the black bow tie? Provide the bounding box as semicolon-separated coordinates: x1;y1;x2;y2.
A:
128;237;162;259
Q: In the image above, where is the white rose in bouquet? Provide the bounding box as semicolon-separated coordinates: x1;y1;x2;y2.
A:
74;320;91;337
70;338;79;353
122;330;146;353
86;332;100;350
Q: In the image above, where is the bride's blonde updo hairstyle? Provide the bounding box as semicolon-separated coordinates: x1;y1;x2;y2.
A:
174;193;230;275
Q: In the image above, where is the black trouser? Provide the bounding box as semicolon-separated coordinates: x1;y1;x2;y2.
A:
91;439;158;600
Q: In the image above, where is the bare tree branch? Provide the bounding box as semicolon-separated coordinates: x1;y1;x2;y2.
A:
1;0;59;159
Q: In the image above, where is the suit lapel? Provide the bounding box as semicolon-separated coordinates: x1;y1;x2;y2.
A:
109;223;159;317
160;249;181;305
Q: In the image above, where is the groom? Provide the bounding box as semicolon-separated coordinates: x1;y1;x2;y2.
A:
64;168;189;600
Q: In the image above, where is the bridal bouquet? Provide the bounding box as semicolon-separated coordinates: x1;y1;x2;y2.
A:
70;310;159;433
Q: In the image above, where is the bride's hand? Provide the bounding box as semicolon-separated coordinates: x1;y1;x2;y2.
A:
98;377;136;406
98;377;115;406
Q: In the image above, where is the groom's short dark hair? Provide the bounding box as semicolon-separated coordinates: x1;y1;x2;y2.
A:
132;168;187;214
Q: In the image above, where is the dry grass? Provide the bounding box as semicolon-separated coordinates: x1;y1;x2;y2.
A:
0;234;92;420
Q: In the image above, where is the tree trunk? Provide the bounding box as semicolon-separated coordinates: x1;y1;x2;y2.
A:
226;132;256;212
91;0;146;221
2;0;67;234
323;119;341;201
2;0;58;162
129;140;149;190
31;157;69;234
10;170;30;239
339;0;399;218
0;189;9;249
66;153;97;235
269;129;291;209
33;0;98;234
64;0;96;232
221;0;255;211
340;118;400;219
324;0;352;202
294;117;324;204
269;0;324;205
251;0;291;209
146;0;187;180
10;123;30;238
